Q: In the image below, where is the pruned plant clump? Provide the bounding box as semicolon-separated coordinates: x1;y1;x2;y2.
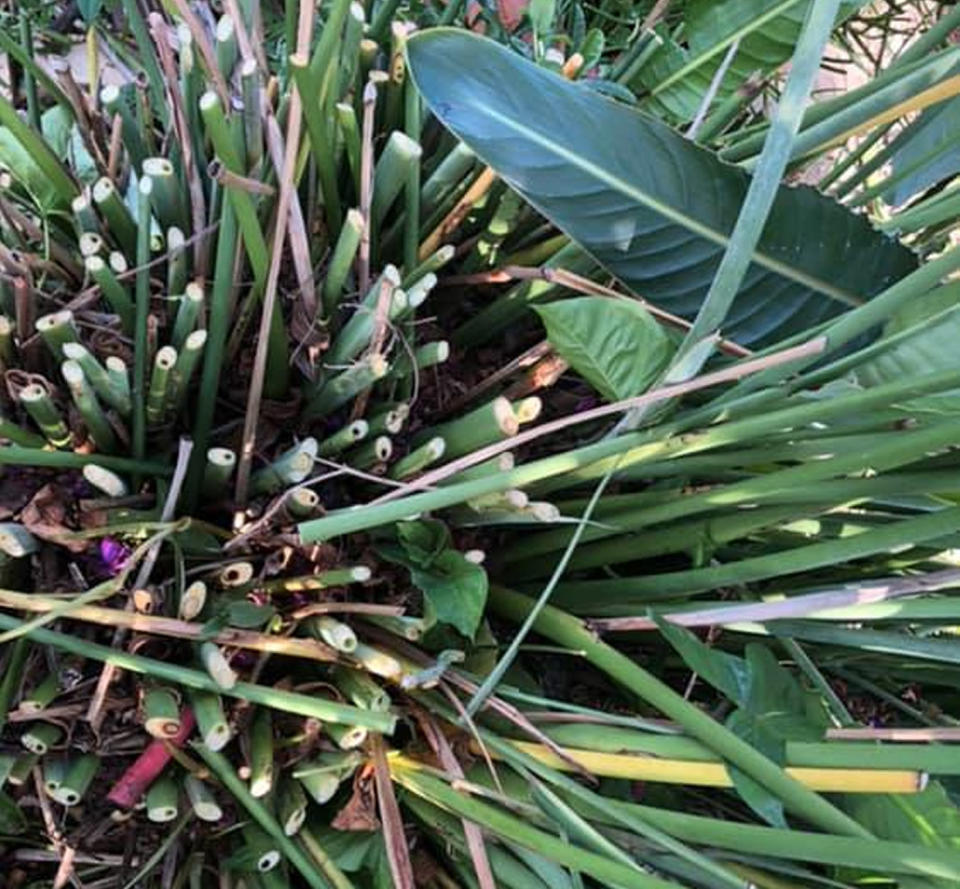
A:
3;1;960;887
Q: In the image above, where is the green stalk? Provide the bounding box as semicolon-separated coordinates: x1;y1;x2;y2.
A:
0;613;394;731
202;447;236;497
0;640;28;736
324;283;405;364
284;487;321;518
0;446;169;475
278;778;308;835
554;503;960;611
215;15;238;81
0;524;38;558
308;616;358;653
195;745;342;889
73;193;100;235
22;721;62;755
389;437;445;479
331;665;391;711
62;343;131;416
338;3;366;102
321;208;363;320
20;674;58;712
165;328;206;416
401;245;455;288
336;103;362;196
318;419;369;457
486;587;870;838
146;773;179;822
414;396;517;459
185;773;223;821
62;360;118;453
146;346;177;427
290;56;343;239
143;157;187;231
86;256;135;333
371;132;422;229
93;177;138;256
199;92;289;395
241;60;263;171
420;142;475;217
249;708;274;798
132;176;152;462
200;641;238;689
19;384;71;448
53;754;100;806
303;355;390;419
171;281;204;350
392;760;679;889
6;753;38;786
191;691;232;751
143;687;181;738
392;340;449;378
35;310;78;359
260;566;370;593
185;200;238;509
346;434;392;470
250;438;318;496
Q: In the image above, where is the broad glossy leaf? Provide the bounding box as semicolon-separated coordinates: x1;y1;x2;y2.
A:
884;97;960;206
856;283;960;413
638;0;864;122
406;30;915;348
534;297;669;400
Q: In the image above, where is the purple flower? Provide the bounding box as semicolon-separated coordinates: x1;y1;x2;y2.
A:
99;537;130;576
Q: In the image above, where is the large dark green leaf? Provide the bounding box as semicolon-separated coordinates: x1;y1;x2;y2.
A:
637;0;865;122
406;29;915;347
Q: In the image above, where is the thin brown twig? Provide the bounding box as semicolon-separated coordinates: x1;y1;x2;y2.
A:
148;12;208;277
371;336;826;505
168;0;231;108
233;4;313;507
358;80;377;296
370;735;416;889
0;592;338;661
420;167;497;260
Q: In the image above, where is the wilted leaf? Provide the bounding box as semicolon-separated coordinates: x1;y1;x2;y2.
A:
535;297;669;401
21;484;86;553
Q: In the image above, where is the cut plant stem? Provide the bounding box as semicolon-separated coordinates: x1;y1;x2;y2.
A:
278;777;308;835
389;437;445;479
171;281;204;350
415;396;517;460
143;157;187;230
143;686;181;738
321;208;363;320
53;754;100;806
318;419;368;457
18;384;71;448
146;773;179;822
178;580;207;621
332;665;391;711
166;329;207;414
309;616;358;653
106;707;195;808
184;773;222;821
0;524;38;558
146;346;177;426
86;256;135;333
61;359;118;453
200;641;238;690
92;177;137;255
303;354;390;419
62;343;131;416
325;720;368;750
393;340;449;379
132;175;152;463
372;131;422;228
249;708;274;798
20;674;59;712
35;310;78;359
202;447;236;497
250;438;318;496
196;745;340;889
22;721;62;755
260;566;371;593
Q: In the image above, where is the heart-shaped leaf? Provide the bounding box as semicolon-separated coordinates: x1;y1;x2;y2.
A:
406;29;915;348
535;297;670;400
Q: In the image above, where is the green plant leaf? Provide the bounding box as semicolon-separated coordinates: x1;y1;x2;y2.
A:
855;282;960;412
411;549;487;639
534;297;669;400
0;789;26;834
406;29;915;348
842;783;960;888
380;522;488;639
655;616;751;706
637;0;865;121
77;0;104;22
883;96;960;206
